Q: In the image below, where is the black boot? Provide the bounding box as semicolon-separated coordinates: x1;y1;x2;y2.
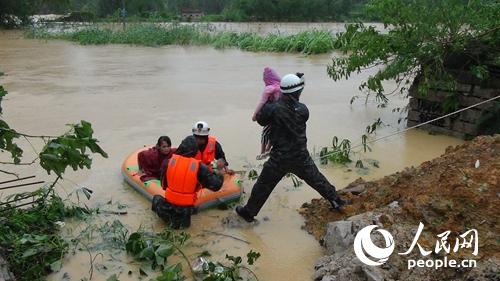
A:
329;196;348;211
235;206;254;222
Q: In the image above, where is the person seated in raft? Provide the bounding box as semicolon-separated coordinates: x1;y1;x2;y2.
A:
191;121;234;175
138;136;176;182
152;135;224;229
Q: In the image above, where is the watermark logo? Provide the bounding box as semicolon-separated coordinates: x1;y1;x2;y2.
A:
353;222;478;270
353;225;395;266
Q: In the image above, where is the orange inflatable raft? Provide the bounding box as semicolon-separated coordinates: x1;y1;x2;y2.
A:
121;147;242;211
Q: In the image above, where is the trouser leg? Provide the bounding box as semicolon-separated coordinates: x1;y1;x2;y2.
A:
290;156;339;201
152;195;192;229
244;158;287;217
152;195;173;224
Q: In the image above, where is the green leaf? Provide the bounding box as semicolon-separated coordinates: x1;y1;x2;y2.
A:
155;255;165;267
156;244;174;258
50;260;63;272
246;250;261;265
126;232;146;254
81;187;93;200
138;246;155;260
22;248;38;258
139;267;148;276
225;254;242;266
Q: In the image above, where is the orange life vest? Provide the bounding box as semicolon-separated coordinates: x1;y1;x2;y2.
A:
195;135;217;166
165;155;200;206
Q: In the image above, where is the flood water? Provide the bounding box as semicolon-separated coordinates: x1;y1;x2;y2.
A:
0;28;462;281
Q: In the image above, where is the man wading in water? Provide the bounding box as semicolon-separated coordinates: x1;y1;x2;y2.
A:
236;72;348;222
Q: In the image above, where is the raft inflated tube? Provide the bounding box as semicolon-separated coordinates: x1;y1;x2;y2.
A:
121;147;242;211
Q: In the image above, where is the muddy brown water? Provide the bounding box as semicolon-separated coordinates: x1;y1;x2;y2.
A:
0;29;462;280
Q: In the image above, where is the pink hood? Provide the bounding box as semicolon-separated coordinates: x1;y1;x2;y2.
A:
263;67;281;86
253;67;282;119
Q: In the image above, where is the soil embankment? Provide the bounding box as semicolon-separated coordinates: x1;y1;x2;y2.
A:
300;135;500;281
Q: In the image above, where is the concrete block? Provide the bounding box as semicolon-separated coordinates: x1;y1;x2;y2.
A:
473;87;500;99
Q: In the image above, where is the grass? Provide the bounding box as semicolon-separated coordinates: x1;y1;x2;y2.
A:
0;188;261;281
0;189;91;281
25;23;337;54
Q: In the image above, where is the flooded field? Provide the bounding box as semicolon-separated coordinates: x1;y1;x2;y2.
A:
0;29;462;280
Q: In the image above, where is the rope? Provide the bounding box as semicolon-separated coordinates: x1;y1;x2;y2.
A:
312;95;500;162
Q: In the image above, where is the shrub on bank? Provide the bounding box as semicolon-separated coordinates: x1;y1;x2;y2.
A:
27;24;338;54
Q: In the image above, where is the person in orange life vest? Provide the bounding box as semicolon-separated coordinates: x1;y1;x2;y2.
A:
138;136;176;182
191;121;233;174
152;135;223;229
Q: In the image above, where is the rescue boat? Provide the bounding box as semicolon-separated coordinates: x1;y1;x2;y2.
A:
121;147;242;211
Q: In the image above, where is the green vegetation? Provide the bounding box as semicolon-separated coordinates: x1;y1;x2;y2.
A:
124;229;260;280
1;193;261;280
27;24;336;54
221;0;370;22
65;212;261;280
328;0;500;108
0;74;107;280
0;190;91;281
320;117;383;169
320;0;499;168
1;0;373;28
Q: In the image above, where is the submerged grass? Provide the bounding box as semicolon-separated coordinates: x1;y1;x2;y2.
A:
0;190;90;281
26;24;336;54
0;188;260;280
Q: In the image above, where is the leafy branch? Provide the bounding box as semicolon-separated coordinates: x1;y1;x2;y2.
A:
328;0;500;107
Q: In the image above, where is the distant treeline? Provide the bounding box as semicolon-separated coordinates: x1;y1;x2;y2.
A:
1;0;373;27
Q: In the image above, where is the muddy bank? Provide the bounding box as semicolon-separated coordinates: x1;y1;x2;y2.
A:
300;135;500;280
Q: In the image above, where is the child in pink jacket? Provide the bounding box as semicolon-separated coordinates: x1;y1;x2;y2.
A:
253;67;281;160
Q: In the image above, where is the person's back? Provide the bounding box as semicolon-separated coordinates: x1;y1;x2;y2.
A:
153;135;223;229
257;94;309;158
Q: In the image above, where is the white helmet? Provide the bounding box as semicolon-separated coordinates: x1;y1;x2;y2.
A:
280;73;305;94
192;121;210;136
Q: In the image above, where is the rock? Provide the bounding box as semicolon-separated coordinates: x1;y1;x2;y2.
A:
464;257;500;281
323;221;354;256
362;266;384;281
377;214;393;226
341;178;366;195
347;211;377;226
343;184;366;195
388;201;399;210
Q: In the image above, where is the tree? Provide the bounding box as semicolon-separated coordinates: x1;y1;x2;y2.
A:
96;0;121;17
0;0;37;27
327;0;500;107
0;0;72;27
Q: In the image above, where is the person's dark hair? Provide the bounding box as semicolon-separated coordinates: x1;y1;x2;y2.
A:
289;89;303;100
157;136;172;146
176;136;198;157
194;135;208;140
